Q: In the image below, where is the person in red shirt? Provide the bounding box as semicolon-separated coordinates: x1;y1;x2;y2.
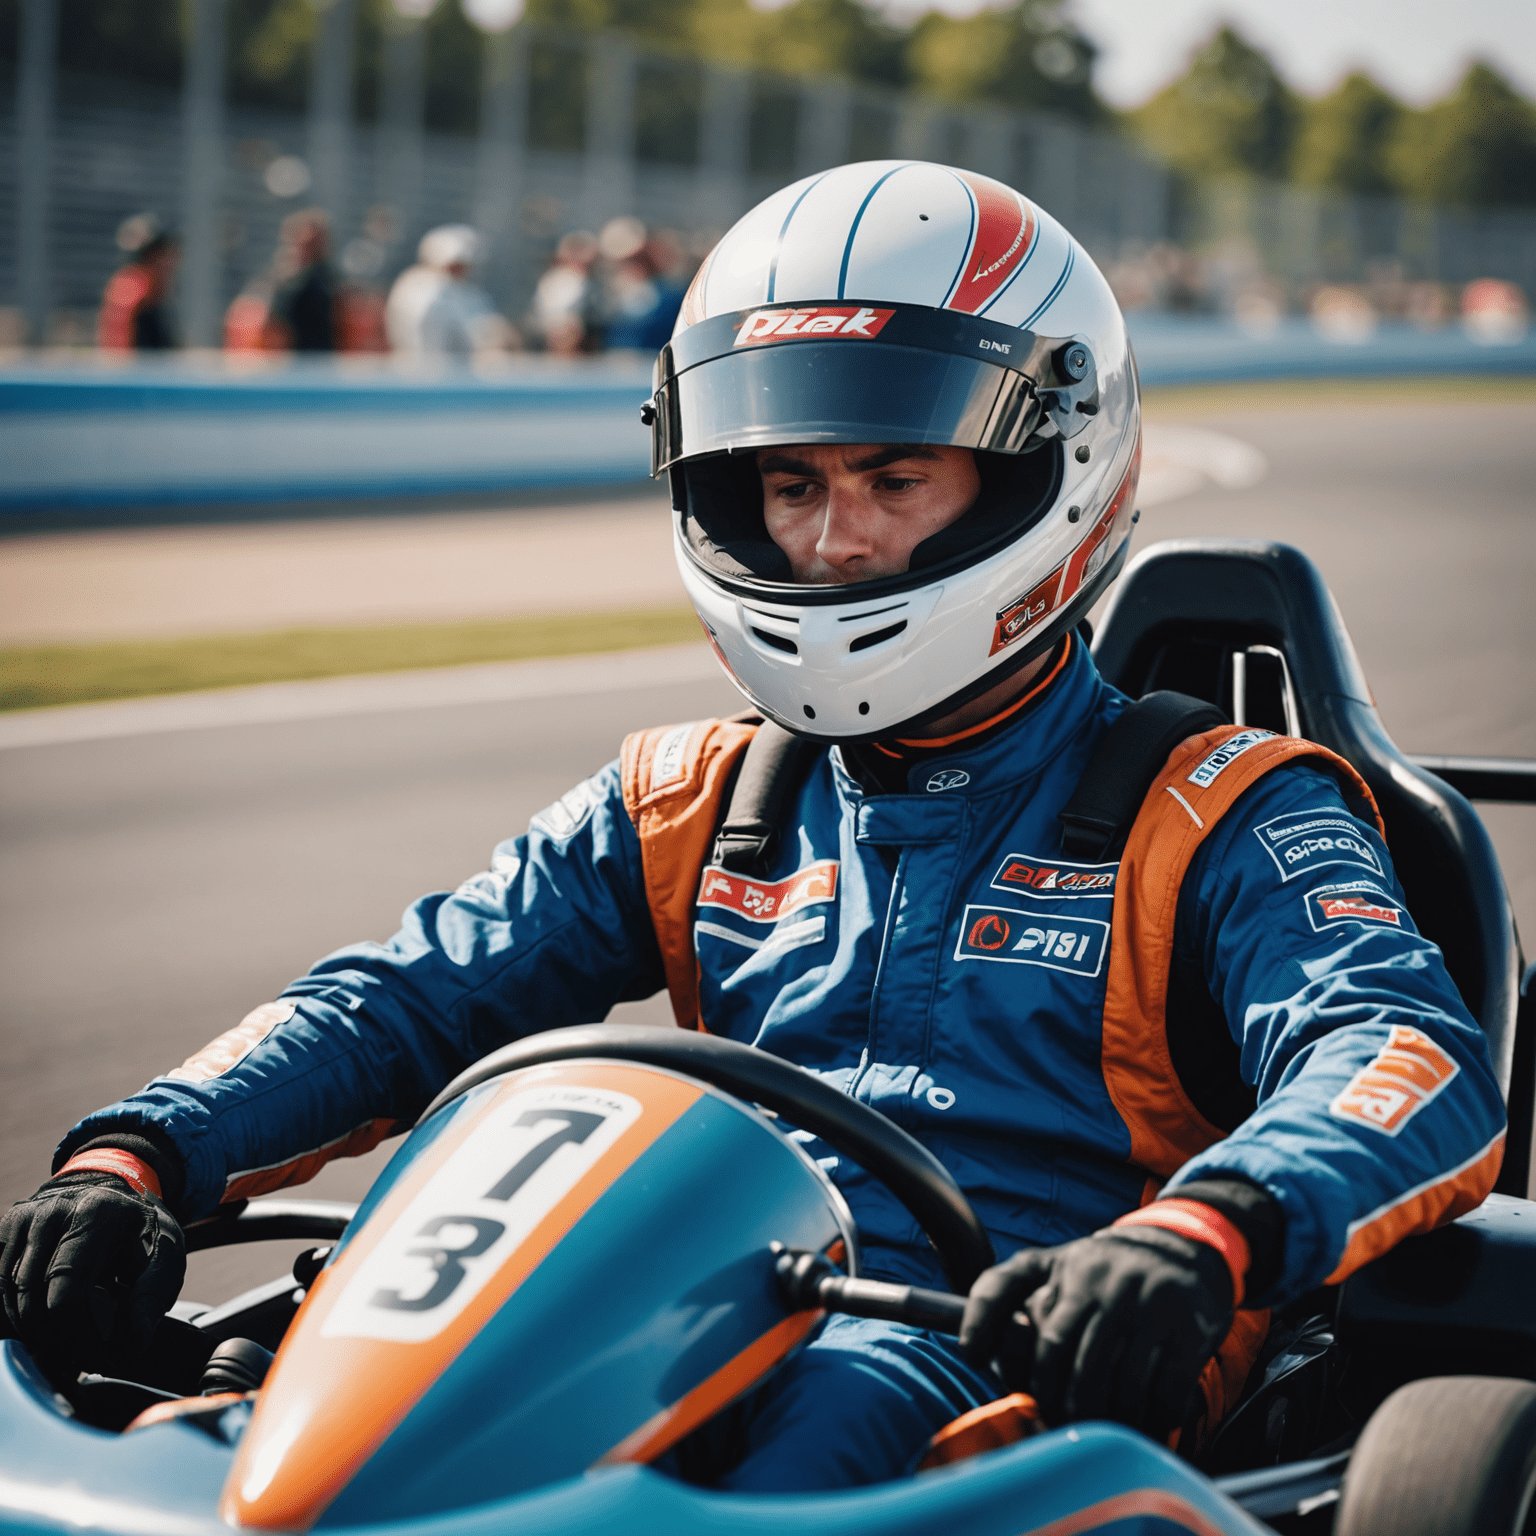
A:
97;215;178;352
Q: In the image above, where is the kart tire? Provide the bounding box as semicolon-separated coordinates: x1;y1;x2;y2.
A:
1335;1375;1536;1536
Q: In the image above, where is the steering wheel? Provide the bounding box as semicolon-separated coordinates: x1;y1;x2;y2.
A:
417;1024;996;1294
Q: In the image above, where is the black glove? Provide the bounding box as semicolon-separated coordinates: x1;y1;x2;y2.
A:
960;1225;1234;1437
0;1171;185;1376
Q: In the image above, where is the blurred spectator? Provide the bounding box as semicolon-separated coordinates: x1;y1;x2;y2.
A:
98;214;178;351
224;209;389;354
598;217;687;352
269;209;339;352
385;225;518;358
1310;285;1378;344
1462;278;1529;345
527;230;600;354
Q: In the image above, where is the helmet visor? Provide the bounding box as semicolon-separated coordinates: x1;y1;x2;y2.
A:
650;301;1099;476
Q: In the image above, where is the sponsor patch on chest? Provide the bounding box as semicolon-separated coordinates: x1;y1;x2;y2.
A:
955;904;1109;976
990;854;1117;899
1330;1024;1459;1136
1254;810;1383;883
698;860;839;924
1305;881;1404;932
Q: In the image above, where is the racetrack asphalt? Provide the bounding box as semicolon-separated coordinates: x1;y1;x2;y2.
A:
1;384;1532;1306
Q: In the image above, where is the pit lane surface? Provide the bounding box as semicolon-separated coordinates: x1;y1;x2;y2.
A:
1;385;1532;1304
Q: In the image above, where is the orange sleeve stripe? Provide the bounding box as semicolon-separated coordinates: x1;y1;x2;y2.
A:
58;1148;162;1201
1101;726;1382;1178
221;1118;396;1204
1112;1199;1251;1308
1325;1130;1505;1284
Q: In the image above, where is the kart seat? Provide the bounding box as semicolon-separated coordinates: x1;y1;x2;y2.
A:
1091;538;1531;1198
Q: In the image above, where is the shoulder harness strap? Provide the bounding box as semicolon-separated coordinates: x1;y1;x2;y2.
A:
711;722;827;877
620;718;760;1028
1101;723;1383;1179
1058;691;1229;861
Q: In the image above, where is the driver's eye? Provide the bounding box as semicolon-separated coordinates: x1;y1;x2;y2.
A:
775;480;817;501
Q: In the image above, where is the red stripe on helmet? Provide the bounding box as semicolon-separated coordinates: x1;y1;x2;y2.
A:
947;174;1036;316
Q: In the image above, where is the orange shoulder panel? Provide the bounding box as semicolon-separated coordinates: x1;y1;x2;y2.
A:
1103;726;1381;1180
620;718;760;1028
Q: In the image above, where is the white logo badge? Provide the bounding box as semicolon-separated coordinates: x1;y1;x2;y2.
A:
926;769;971;793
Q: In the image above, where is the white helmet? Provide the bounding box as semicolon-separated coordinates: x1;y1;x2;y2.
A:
649;160;1141;741
418;224;483;271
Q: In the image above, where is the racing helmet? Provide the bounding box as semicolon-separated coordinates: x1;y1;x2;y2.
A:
649;160;1141;740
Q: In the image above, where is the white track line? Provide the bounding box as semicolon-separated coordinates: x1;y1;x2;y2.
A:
0;642;722;751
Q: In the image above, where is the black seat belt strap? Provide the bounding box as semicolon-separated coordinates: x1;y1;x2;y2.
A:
1057;691;1229;861
712;722;826;877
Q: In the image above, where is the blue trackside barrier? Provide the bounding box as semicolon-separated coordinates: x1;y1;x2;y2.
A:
1;319;1532;516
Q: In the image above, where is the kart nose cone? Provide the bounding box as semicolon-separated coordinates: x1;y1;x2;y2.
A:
221;1060;851;1529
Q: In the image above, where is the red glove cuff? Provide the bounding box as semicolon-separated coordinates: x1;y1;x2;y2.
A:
57;1149;162;1202
1111;1199;1250;1308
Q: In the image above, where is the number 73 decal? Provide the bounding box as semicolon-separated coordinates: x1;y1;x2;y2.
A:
322;1087;641;1343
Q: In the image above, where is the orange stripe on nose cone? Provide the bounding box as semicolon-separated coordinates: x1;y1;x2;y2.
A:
221;1063;703;1531
595;1308;822;1467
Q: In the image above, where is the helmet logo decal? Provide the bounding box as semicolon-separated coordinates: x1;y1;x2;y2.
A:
945;173;1039;316
926;768;971;793
734;306;895;347
989;442;1142;657
991;562;1066;656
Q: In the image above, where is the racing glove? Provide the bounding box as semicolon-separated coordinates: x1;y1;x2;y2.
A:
960;1193;1264;1438
0;1140;185;1375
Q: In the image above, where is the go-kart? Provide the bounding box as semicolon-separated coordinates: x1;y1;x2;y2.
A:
2;540;1533;1536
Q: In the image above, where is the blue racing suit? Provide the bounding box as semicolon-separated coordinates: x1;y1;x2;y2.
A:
59;636;1506;1488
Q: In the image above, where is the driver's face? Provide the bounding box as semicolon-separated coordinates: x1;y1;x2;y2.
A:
757;444;980;585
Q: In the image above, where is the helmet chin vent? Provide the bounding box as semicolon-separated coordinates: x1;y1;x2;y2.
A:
848;620;907;653
751;627;798;655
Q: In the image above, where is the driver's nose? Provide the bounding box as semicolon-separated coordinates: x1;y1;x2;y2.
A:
814;488;879;579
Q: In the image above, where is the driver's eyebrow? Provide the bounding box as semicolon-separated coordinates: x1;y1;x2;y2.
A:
758;452;820;478
844;445;941;473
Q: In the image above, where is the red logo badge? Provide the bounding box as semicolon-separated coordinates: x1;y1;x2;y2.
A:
698;860;839;923
1318;895;1401;926
991;563;1065;656
733;307;895;347
967;913;1011;950
993;858;1116;896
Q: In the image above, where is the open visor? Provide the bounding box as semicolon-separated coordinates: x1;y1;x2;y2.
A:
653;302;1092;599
650;302;1100;476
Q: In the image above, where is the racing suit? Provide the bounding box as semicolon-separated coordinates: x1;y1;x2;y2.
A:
57;634;1506;1487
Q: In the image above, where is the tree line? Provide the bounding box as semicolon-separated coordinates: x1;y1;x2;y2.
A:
6;0;1533;208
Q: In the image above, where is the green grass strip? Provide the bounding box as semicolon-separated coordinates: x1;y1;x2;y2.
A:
1;607;704;713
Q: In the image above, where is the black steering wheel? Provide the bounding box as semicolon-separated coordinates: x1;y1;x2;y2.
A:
418;1025;996;1294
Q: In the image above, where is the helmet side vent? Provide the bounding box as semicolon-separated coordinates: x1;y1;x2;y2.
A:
751;627;799;655
848;621;907;653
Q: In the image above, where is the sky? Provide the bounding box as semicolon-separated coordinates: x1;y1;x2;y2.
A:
883;0;1536;108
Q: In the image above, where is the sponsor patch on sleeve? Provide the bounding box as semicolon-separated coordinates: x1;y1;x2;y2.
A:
531;777;599;842
1330;1024;1460;1136
698;860;839;924
1305;881;1404;933
954;905;1109;977
1186;729;1277;788
990;854;1117;899
1254;810;1384;883
168;999;297;1084
648;723;696;793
